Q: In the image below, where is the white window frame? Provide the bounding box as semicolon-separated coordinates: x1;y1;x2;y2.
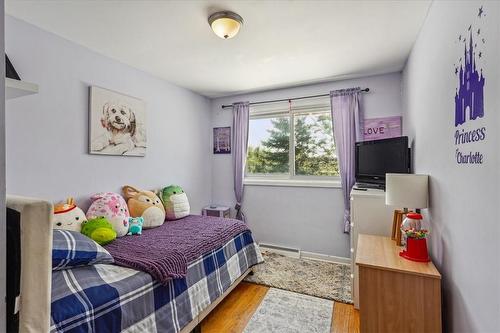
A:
244;98;341;188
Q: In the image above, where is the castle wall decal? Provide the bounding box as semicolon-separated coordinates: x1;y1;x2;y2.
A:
453;5;487;166
454;31;485;127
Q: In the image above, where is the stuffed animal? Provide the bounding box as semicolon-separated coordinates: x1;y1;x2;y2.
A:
81;217;117;245
86;192;130;237
127;216;144;235
123;185;166;229
53;197;87;232
160;185;190;220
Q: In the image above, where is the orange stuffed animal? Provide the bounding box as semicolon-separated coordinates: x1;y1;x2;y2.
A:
122;185;166;229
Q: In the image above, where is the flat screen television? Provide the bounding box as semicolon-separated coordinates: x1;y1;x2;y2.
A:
355;136;410;188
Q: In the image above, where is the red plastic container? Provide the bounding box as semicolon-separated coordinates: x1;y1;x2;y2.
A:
400;237;430;262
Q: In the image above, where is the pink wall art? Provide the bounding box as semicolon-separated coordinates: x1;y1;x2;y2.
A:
363;116;402;141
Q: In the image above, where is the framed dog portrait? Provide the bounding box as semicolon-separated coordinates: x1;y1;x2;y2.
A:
89;86;147;156
213;127;231;154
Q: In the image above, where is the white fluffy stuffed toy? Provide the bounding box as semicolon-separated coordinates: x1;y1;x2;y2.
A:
53;198;87;232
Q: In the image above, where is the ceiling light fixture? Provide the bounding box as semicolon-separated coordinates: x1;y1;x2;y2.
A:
208;11;243;39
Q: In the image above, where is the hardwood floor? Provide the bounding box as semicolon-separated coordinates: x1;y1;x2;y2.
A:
201;282;269;333
201;282;360;333
332;302;360;333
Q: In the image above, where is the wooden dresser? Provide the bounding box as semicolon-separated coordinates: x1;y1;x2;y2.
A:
350;188;394;308
355;234;442;333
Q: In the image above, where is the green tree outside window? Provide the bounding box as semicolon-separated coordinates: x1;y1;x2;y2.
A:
246;111;338;177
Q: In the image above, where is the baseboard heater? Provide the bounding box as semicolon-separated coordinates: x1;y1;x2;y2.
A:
258;242;301;258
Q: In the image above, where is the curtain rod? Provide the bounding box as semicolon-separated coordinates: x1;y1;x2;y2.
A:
220;88;369;109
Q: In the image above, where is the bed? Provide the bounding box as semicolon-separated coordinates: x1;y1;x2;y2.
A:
7;196;263;333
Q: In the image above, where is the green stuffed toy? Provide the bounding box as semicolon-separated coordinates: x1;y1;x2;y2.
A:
81;217;117;245
160;185;190;220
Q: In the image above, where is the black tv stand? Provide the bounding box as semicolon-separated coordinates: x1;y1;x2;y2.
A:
355;183;385;191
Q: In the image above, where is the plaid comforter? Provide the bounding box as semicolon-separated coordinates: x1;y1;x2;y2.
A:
50;231;263;333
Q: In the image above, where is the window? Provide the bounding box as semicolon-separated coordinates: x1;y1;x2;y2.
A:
246;116;290;175
246;98;339;184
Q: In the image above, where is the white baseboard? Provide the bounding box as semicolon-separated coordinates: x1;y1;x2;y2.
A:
258;242;301;259
300;251;351;265
258;242;350;265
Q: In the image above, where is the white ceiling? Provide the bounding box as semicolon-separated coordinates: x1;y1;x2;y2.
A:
6;0;431;98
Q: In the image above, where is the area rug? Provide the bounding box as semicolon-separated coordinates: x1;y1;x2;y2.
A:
243;288;333;333
245;251;352;303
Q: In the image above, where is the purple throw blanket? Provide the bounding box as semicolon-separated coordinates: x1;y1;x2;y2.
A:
104;215;249;284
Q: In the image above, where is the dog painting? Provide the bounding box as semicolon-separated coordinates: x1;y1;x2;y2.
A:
89;86;146;156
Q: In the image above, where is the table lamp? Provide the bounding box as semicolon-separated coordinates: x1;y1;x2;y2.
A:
385;174;429;246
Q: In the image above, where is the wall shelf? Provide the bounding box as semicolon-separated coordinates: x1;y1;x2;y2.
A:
6;78;39;100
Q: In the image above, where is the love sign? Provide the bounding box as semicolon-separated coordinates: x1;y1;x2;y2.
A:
363;116;402;141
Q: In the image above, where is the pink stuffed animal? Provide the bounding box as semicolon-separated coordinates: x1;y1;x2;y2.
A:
86;192;130;237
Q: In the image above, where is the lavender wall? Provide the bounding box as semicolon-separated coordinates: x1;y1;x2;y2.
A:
211;73;403;258
0;3;6;331
402;2;499;331
5;16;212;211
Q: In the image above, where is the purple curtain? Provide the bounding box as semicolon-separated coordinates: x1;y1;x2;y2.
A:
232;102;250;222
330;88;363;233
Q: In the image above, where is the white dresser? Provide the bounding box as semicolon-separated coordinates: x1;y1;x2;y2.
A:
350;187;394;309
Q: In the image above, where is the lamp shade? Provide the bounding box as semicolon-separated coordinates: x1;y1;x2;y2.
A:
385;174;429;209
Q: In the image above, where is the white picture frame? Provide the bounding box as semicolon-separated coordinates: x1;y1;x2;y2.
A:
89;86;147;156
